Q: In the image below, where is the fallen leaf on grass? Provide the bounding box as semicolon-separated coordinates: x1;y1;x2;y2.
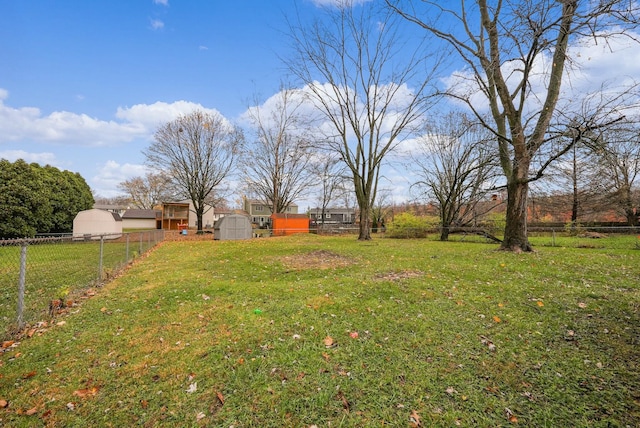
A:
323;336;337;348
215;390;225;405
578;302;587;308
492;316;502;323
22;370;36;379
2;341;15;349
186;382;197;394
25;407;38;416
73;386;99;398
140;400;149;409
409;409;422;427
0;399;8;408
480;336;496;352
445;386;457;395
505;407;518;423
536;301;544;307
337;390;350;412
349;331;359;339
196;412;206;421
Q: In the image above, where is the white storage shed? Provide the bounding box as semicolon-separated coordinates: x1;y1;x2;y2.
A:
73;209;123;239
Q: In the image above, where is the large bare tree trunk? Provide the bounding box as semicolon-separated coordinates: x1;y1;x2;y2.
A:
502;179;532;252
357;202;371;240
386;0;640;252
287;4;440;242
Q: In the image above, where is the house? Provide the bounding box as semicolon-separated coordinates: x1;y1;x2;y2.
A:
309;207;356;226
157;200;216;230
213;208;235;224
121;209;162;230
242;197;299;228
271;213;310;236
159;202;190;230
73;209;123;239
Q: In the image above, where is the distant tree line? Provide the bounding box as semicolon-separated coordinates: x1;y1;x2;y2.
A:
0;159;94;239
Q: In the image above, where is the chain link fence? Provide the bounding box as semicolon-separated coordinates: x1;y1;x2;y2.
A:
314;224;640;249
0;230;164;339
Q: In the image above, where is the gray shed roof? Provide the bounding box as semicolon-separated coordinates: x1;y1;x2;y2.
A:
122;209;160;219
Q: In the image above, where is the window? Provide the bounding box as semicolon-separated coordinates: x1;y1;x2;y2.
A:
255;205;263;212
325;213;331;219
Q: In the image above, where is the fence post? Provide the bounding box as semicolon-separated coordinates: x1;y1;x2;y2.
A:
17;242;28;330
126;233;130;262
99;235;104;281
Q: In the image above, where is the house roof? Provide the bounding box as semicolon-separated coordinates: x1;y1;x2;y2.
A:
247;199;298;208
93;204;128;211
270;213;309;219
122;209;160;219
309;207;355;212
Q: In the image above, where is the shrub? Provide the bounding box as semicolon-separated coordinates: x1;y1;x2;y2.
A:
387;212;438;238
479;212;506;235
564;221;584;236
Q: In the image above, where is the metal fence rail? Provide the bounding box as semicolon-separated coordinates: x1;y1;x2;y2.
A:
0;230;164;338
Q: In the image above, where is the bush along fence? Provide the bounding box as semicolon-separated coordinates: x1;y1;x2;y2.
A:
0;230;164;339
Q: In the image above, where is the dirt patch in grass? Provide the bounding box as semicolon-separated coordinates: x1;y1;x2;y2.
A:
280;249;355;270
374;270;424;282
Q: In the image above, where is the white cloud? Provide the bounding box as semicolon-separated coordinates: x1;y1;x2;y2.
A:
91;160;149;198
150;19;164;30
116;100;225;129
441;31;640;117
0;92;227;148
153;0;169;5
0;94;148;147
0;149;59;166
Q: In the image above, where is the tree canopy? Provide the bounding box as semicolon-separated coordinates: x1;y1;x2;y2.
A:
0;159;94;238
144;110;242;231
388;0;640;251
287;2;442;240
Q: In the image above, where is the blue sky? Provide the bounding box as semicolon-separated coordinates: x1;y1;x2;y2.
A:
0;0;328;200
2;0;640;208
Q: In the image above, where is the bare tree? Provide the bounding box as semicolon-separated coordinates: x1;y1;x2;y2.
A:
371;188;393;233
540;139;595;225
587;124;640;225
410;112;500;240
287;3;441;240
387;0;639;251
144;110;242;231
312;153;349;227
241;87;316;215
118;172;173;210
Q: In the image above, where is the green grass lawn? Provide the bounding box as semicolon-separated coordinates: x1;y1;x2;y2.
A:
1;235;160;336
1;235;638;427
